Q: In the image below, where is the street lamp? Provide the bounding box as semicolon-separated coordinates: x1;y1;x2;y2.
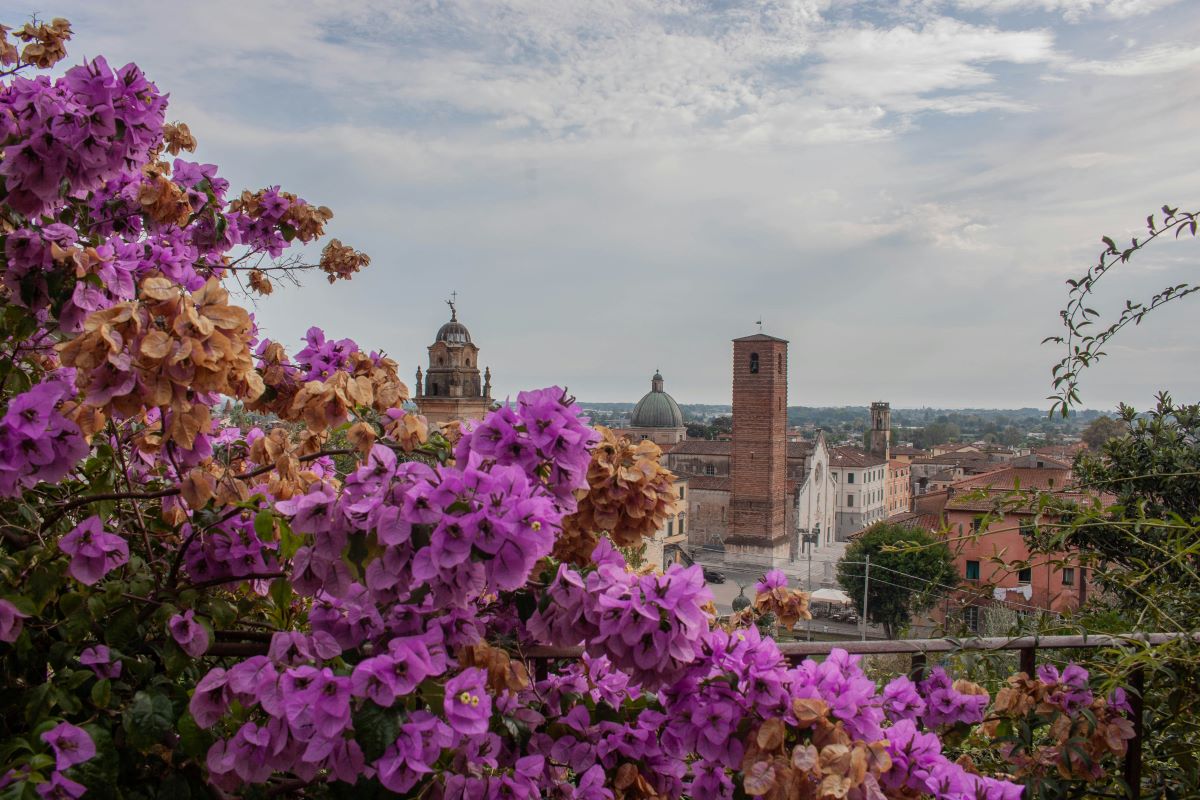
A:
800;523;820;641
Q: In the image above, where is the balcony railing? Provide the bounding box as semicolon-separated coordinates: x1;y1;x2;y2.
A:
524;632;1197;799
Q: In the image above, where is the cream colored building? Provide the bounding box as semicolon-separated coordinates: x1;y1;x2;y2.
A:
829;446;889;540
643;476;690;571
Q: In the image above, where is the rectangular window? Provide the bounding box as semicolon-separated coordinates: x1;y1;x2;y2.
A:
1017;567;1032;584
965;560;980;580
971;517;982;533
678;486;685;498
667;521;673;536
1019;519;1035;536
847;494;854;507
847;473;855;484
965;606;980;632
1062;567;1075;586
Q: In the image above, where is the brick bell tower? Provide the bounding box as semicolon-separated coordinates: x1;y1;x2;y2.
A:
726;332;790;565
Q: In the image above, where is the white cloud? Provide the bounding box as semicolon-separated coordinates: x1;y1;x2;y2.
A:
812;17;1054;111
31;0;1200;408
1065;42;1200;75
949;0;1182;22
827;201;995;252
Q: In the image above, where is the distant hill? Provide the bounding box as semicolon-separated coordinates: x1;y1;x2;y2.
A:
578;402;1107;421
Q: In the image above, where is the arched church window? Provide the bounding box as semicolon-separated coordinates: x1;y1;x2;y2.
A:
438;356;444;365
749;352;759;373
777;353;783;374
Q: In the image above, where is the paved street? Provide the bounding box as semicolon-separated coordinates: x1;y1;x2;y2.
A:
703;574;883;641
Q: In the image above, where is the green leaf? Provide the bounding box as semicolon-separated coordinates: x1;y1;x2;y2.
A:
103;607;139;650
122;690;175;752
176;712;212;760
207;600;234;628
23;683;51;724
253;510;277;543
278;518;302;560
269;577;292;612
352;702;401;762
91;679;112;709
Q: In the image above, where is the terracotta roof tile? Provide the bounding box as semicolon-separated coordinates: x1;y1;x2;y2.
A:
942;465;1105;512
683;474;731;492
671;440;732;455
732;333;789;343
830;446;888;468
670;439;814;459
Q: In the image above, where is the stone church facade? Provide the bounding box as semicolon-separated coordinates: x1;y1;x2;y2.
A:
413;299;493;426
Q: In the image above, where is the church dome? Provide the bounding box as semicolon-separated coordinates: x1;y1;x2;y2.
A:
436;318;472;345
631;372;684;428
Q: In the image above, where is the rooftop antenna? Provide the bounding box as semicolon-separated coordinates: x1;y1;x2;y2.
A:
446;291;458;321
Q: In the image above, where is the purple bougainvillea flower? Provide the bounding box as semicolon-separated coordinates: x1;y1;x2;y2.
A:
79;645;121;680
36;772;87;800
755;569;788;594
58;516;128;585
1108;687;1133;714
168;609;210;657
189;668;231;729
443;668;491;736
879;674;926;723
40;722;95;771
0;599;29;643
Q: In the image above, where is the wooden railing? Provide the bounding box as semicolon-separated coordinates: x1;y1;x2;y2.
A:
525;632;1199;799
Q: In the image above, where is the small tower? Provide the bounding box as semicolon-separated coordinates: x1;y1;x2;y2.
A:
869;401;891;461
413;295;493;425
726;332;790;565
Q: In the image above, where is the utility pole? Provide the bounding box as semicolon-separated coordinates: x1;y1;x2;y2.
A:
801;524;819;642
861;554;871;641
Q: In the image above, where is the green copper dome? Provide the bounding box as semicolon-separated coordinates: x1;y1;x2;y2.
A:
631;372;684;428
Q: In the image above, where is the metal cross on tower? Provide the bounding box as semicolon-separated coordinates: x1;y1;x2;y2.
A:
446;291;458;320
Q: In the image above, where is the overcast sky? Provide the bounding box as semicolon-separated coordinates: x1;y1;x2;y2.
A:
35;0;1200;408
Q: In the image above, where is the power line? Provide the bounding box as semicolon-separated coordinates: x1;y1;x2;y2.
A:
680;544;1060;616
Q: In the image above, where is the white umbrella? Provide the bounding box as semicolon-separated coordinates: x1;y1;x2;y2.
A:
810;587;853;605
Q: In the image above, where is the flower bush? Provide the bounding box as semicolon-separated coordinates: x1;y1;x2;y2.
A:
0;18;1136;800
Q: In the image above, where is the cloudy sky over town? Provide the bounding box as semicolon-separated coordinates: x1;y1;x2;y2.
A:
42;0;1200;408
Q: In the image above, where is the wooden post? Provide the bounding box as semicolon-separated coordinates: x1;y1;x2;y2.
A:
1019;646;1036;677
1124;667;1145;800
909;652;927;682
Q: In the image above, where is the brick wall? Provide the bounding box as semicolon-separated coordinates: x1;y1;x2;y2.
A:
685;488;730;549
728;335;789;546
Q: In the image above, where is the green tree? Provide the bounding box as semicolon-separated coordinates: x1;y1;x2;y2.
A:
1028;396;1200;794
1038;205;1200;795
1079;414;1125;451
836;523;957;639
999;425;1023;447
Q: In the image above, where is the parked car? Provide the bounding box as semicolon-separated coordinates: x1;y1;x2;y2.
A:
702;567;726;584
